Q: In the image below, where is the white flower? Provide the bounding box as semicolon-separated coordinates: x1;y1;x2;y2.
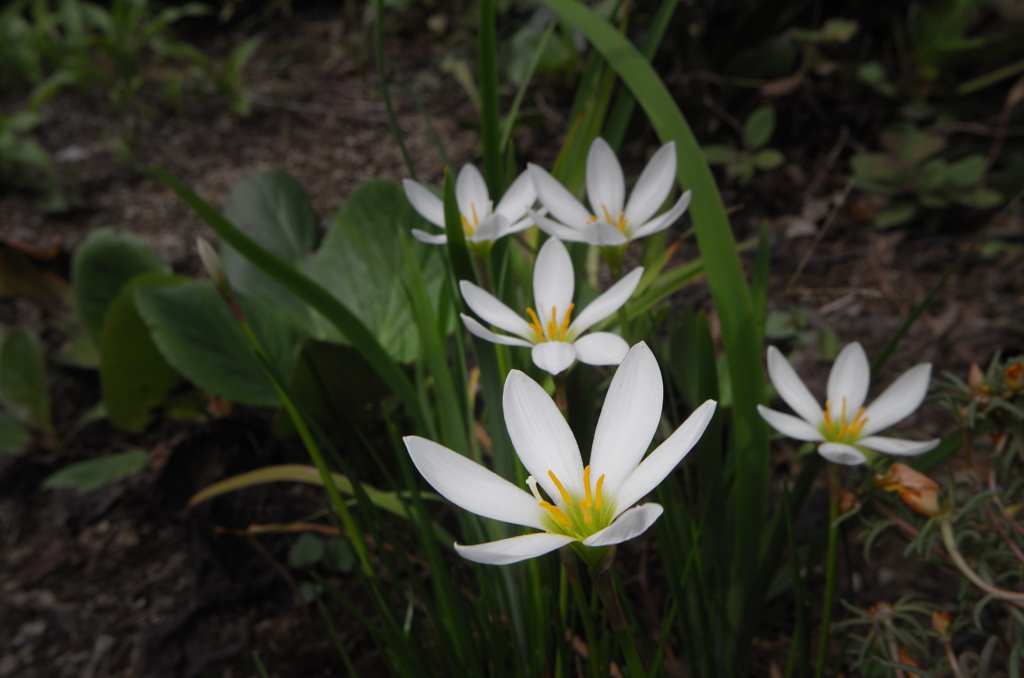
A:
403;164;537;251
459;237;641;375
404;343;717;565
757;342;940;466
527;137;692;247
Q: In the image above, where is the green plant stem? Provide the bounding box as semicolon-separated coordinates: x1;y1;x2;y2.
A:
939;516;1024;604
561;547;599;669
814;465;841;678
591;548;647;678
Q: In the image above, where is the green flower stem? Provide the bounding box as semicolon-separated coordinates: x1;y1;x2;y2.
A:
555;372;568;413
814;464;841;678
561;546;599;670
591;547;648;678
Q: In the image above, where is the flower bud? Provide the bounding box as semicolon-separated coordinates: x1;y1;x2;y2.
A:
875;463;942;517
197;238;229;295
968;363;985;390
931;610;952;636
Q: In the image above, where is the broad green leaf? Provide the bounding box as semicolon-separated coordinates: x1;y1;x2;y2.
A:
72;229;167;345
875;202;920;229
100;272;182;432
42;450;148;494
857;61;886;85
702;144;738;164
324;537;355;573
220;170;319;333
0;328;51;432
753;148;785;170
946;154;986;187
288;533;325;567
0;412;31;455
743;106;776;149
307;180;448;363
135;281;301;407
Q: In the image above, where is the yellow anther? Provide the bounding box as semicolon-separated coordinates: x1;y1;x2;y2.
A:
539;501;572;528
823;401;833;431
583;466;593;508
558;303;574;340
548;307;558;341
595;474;605;511
526;307;544;340
548;471;572;506
471;203;479;227
601;204;614;225
848;407;868;436
580;499;593;525
460;214;473;236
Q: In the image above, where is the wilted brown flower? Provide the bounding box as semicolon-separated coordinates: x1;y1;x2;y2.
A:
931;610;952;636
875;463;942;517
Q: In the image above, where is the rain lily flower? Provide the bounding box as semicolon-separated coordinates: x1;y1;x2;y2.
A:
757;342;940;466
527;137;691;271
403;164;537;256
459;237;642;375
404;343;717;565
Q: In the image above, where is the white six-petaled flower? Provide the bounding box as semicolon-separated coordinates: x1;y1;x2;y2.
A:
757;342;940;466
527;137;692;248
404;342;717;565
403;164;537;252
459;237;642;375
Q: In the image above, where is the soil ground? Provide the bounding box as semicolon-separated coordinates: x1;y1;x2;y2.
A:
1;4;1022;677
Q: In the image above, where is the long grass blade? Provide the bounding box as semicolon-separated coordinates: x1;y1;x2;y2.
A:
478;0;502;195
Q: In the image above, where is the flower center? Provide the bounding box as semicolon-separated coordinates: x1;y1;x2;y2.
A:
525;304;575;343
459;201;492;237
820;397;869;443
588;204;629;233
528;466;612;539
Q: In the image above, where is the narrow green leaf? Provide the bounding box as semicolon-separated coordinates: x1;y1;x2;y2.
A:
0;328;51;432
0;412;31;455
478;0;502;194
42;450;148;494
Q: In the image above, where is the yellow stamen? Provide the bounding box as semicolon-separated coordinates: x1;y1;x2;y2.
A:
471;203;479;227
823;400;833;431
460;214;473;236
548;471;572;506
539;501;572;528
558;303;574;340
579;499;593;525
583;466;593;508
526;307;544;340
595;474;605;511
601;204;614;225
848;407;868;436
547;307;558;341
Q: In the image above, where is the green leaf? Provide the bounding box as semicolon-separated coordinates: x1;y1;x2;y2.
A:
953;188;1003;208
42;450;148;494
324;537;355;573
753;148;785;170
100;272;182;432
743;106;776;149
819;18;858;43
702;144;737;164
875;202;919;229
220;170;319;333
857;61;885;85
0;329;51;432
135;281;302;407
945;155;986;187
72;229;167;345
288;533;325;567
307;180;449;363
0;412;31;455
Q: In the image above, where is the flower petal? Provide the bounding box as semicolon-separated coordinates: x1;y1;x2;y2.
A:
826;342;870;419
456;164;491;219
589;342;664;496
411;229;448;245
494;169;537;223
404;436;547;530
530;210;591;243
568;266;643;335
531;342;577;375
858;436;940;456
860;364;932;437
757;405;825;441
573;333;629;365
612;399;717;515
817;442;867;466
459;281;534;339
403;179;446;227
461;315;533;347
586;137;625;219
454;532;576;565
505;215;537;235
469;214;508;243
766;345;823;426
504;369;585;502
623;141;677;227
532;238;575;331
585;221;628;247
529;164;592;227
582;503;663;547
629;190;692;240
